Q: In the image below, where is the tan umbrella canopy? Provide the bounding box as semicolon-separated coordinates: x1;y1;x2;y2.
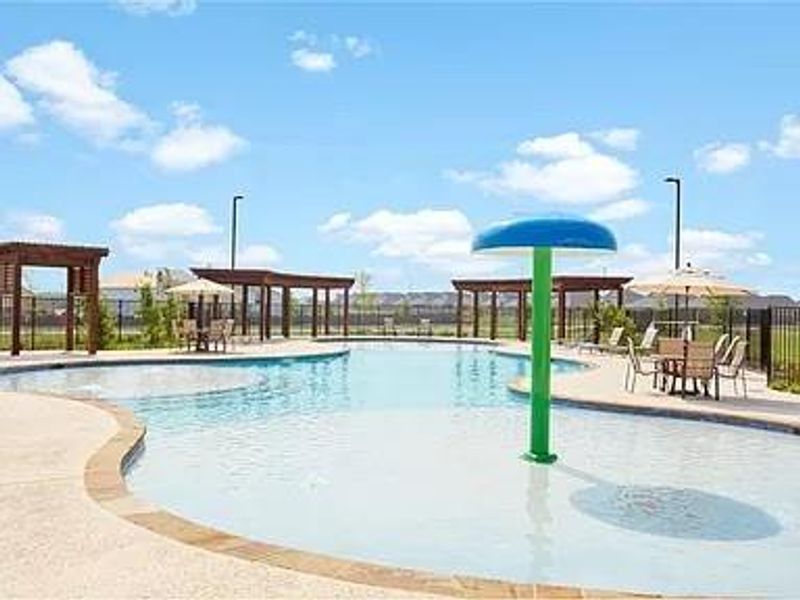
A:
628;266;751;298
166;278;234;297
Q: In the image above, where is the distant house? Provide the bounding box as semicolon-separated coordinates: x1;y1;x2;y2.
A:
100;268;193;303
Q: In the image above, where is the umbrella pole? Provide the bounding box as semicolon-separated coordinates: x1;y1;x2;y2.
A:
524;247;557;465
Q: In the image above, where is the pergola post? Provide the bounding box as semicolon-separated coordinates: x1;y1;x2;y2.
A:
456;289;463;338
617;286;624;308
311;288;318;337
265;285;272;339
343;287;350;336
11;261;22;356
259;284;266;341
241;284;249;336
516;290;524;340
490;290;498;340
281;286;291;338
557;286;567;341
472;291;479;338
522;291;528;341
66;267;75;351
324;288;331;335
593;289;601;344
86;259;100;355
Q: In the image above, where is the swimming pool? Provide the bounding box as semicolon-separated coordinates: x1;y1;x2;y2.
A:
2;342;798;596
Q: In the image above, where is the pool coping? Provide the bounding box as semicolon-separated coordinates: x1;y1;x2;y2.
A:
80;394;651;599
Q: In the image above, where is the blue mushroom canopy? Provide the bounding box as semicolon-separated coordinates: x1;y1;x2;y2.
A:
472;215;617;253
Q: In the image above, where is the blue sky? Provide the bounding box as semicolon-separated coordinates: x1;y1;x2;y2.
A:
1;1;799;294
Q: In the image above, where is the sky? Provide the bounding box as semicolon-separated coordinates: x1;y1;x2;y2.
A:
0;1;799;294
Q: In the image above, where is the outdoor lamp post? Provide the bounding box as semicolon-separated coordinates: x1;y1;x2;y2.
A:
664;177;681;333
473;216;617;464
231;195;244;271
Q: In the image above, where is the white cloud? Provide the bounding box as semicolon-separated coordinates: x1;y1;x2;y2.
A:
291;48;336;73
517;132;594;159
6;40;152;147
318;212;352;233
588;227;770;281
324;208;503;275
589;128;640;151
760;114;800;159
589;198;650;222
4;212;64;242
0;75;34;130
448;131;638;204
288;30;317;45
189;243;280;268
694;142;751;173
112;203;218;238
117;0;196;16
344;36;373;59
150;102;245;171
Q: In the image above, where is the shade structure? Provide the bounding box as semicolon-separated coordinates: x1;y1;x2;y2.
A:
474;215;617;465
166;278;234;297
473;215;617;254
628;266;751;298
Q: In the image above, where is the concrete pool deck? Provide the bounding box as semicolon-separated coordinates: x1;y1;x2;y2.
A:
1;338;798;598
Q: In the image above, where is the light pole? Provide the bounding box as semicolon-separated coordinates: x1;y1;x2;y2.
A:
664;177;681;333
230;195;243;320
231;195;243;271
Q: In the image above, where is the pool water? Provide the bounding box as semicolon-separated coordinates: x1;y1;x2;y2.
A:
2;342;799;596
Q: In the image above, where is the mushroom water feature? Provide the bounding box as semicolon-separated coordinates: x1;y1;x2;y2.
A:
473;216;617;464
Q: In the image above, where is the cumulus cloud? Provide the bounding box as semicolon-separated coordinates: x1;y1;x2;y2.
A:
3;212;64;242
589;128;640;151
344;36;373;58
289;31;374;73
290;48;336;73
760;114;800;159
6;40;153;147
0;75;34;130
517;132;594;159
694;142;751;173
318;212;352;233
112;202;218;238
320;208;503;275
589;198;650;222
117;0;196;16
447;131;638;204
151;102;245;171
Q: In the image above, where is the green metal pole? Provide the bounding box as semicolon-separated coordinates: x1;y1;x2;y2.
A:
524;247;557;464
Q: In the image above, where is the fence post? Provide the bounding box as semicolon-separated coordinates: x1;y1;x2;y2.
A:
31;296;36;351
760;308;772;381
117;300;123;342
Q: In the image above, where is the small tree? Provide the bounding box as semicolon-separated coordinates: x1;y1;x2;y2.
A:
136;284;163;347
593;301;637;342
98;300;118;350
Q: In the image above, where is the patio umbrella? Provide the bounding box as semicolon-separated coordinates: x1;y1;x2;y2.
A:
166;278;234;328
628;266;751;335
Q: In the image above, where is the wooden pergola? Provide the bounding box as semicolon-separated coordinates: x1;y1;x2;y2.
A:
0;242;109;356
452;275;632;341
191;267;355;339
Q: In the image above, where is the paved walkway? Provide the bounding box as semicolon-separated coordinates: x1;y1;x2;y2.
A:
501;343;800;433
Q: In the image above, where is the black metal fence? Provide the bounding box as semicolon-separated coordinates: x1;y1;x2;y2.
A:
1;295;798;389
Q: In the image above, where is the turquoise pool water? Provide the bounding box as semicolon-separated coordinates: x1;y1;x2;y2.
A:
2;342;798;596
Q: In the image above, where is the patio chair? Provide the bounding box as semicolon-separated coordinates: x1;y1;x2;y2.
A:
176;319;199;352
382;317;397;336
417;318;432;337
639;324;659;353
713;333;730;364
718;335;741;367
716;340;748;399
654;337;686;392
599;326;626;353
683;341;716;398
208;319;232;353
624;337;659;393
